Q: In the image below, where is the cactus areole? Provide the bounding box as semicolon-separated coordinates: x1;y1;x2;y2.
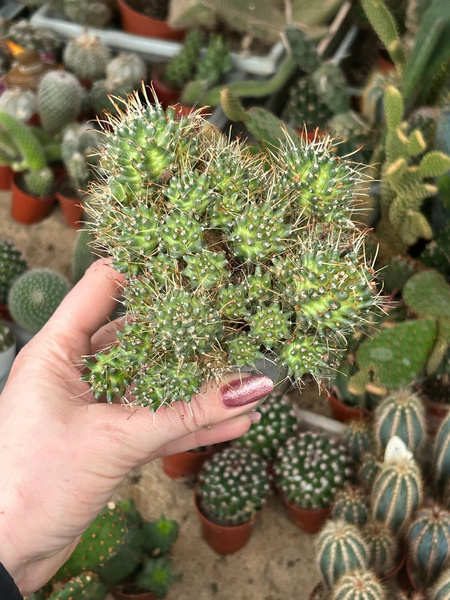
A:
82;89;381;410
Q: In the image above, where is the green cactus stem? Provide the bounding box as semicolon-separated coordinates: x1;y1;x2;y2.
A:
332;485;370;526
343;419;373;463
47;572;107;600
331;569;386;600
430;567;450;600
363;519;400;577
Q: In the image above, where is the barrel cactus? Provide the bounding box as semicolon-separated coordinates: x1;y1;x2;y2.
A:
407;504;450;586
363;519;400;577
106;53;147;88
81;90;380;410
197;446;270;526
274;432;353;510
232;390;298;460
317;520;369;589
374;388;426;455
331;569;386;600
332;485;370;526
37;70;83;136
430;567;450;600
63;32;110;81
359;452;382;491
434;412;450;493
7;268;71;333
343;419;373;462
0;240;27;305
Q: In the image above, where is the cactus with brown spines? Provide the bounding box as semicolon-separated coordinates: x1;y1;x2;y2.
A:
363;519;400;577
332;485;370;527
330;569;386;600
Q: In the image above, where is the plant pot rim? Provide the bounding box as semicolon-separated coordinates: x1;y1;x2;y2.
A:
194;491;255;529
278;490;331;516
12;173;55;200
117;0;186;40
328;391;371;420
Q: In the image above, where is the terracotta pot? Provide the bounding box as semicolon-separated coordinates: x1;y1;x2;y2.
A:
56;186;84;229
151;65;181;108
279;492;332;533
111;588;156;600
11;176;55;224
328;392;370;424
425;399;450;436
194;493;256;554
117;0;185;40
0;306;11;321
0;165;14;190
162;446;216;479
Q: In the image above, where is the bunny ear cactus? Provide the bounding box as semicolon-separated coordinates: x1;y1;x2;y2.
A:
363;519;400;578
81;90;380;410
332;485;370;527
47;572;107;600
331;569;386;600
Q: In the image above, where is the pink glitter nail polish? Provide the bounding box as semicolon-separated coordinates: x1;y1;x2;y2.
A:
221;375;274;407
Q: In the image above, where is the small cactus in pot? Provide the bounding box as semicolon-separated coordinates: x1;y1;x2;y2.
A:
63;32;110;81
332;485;370;526
330;569;386;600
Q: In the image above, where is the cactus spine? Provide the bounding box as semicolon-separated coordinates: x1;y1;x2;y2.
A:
317;520;369;589
332;485;370;526
331;569;386;600
363;520;400;577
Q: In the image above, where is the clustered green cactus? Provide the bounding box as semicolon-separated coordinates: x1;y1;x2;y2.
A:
274;432;353;510
163;29;205;91
332;485;370;527
197;446;270;526
0;239;27;305
232;390;298;460
61;122;102;196
81;91;380;409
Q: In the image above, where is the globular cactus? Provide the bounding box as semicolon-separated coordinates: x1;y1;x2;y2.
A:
343;419;373;463
23;166;54;198
330;569;386;600
197;446;270;526
0;89;37;123
359;452;382;490
135;557;181;598
89;77;135;116
47;572;107;600
373;388;426;455
63;0;113;27
363;519;400;577
0;239;27;305
430;567;450;600
162;28;205;91
232;390;298;460
274;432;353;510
370;438;423;533
106;53;147;88
7;268;71;334
317;520;369;589
0;110;47;172
6;19;61;54
434;412;450;493
63;32;110;81
140;515;179;557
80;91;380;409
407;504;450;587
55;503;128;580
332;485;370;526
37;70;83;136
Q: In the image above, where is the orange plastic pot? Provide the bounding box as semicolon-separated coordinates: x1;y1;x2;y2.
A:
117;0;185;40
328;392;370;424
162;446;216;479
194;494;256;554
151;66;181;108
11;176;55;224
0;165;14;190
56;187;84;229
279;492;332;533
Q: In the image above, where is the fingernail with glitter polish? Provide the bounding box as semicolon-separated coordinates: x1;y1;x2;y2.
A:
248;411;261;424
221;375;274;407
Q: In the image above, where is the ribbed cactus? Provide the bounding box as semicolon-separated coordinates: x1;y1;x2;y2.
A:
47;572;107;600
63;32;110;81
374;388;426;455
343;419;373;463
407;504;450;586
332;485;370;526
363;519;400;577
434;412;450;493
317;520;369;589
80;91;380;409
197;446;269;526
134;557;180;598
274;432;353;510
7;268;71;334
330;569;386;600
106;53;147;88
359;452;382;491
37;70;83;136
430;567;450;600
370;440;423;533
0;240;27;305
232;390;298;460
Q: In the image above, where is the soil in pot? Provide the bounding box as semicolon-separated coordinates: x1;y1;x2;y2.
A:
11;174;55;224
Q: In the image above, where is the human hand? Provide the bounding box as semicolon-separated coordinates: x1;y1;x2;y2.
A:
0;259;273;596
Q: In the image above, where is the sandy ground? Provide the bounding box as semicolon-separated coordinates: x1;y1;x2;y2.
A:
1;188;335;600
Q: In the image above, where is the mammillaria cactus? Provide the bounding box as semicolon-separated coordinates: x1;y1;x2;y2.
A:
0;239;27;305
332;485;370;526
407;504;450;586
374;388;426;455
434;413;450;493
63;32;110;81
317;520;369;589
37;70;83;136
197;446;270;525
106;53;147;88
274;432;353;510
331;569;386;600
430;567;450;600
81;90;380;410
232;390;298;460
7;268;71;333
343;420;373;463
370;437;423;533
363;520;400;577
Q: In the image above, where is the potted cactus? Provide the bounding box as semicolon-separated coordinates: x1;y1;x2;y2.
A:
160;443;220;480
195;446;270;554
0;239;27;320
328;569;386;600
331;485;370;527
117;0;185;41
273;431;354;533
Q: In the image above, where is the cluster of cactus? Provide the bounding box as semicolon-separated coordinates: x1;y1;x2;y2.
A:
0;88;37;123
343;419;373;462
363;519;400;577
0;239;27;305
81;90;380;409
61;122;102;196
274;432;353;510
232;390;298;460
332;485;370;526
197;446;270;526
7;268;71;334
373;387;426;455
37;70;83;137
63;32;110;81
407;504;450;587
6;20;61;54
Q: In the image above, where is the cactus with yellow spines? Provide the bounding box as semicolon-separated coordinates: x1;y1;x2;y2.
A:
331;569;386;600
343;419;373;463
332;485;370;526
